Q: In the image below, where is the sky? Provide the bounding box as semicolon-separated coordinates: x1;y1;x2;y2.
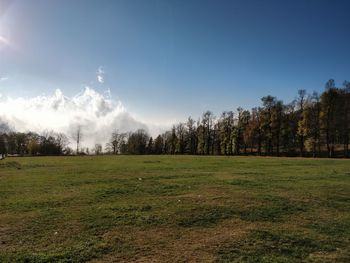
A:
0;0;350;145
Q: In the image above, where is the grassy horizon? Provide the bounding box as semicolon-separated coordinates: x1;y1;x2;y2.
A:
0;155;349;262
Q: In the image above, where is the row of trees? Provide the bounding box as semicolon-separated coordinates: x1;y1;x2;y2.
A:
0;131;70;157
107;79;350;158
0;79;349;158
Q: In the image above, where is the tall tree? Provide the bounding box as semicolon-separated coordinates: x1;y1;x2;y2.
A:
94;144;102;155
233;108;243;155
320;79;338;157
170;126;177;154
186;117;197;154
175;123;186;154
201;111;214;155
0;133;7;159
334;82;350;157
147;137;154;154
271;100;283;156
154;135;164;154
303;92;321;157
219;111;234;155
297;89;306;156
233;108;250;155
261;96;276;155
106;130;127;154
127;129;149;154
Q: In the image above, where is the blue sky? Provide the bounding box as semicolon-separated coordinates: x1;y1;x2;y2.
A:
0;0;350;122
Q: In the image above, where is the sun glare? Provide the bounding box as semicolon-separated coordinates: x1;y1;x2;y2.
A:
0;35;10;47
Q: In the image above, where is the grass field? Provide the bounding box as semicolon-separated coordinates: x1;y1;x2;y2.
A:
0;156;349;262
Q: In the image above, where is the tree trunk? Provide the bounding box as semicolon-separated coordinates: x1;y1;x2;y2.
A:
300;135;304;157
343;135;349;158
326;130;331;158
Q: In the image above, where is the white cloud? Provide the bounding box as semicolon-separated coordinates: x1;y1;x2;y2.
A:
0;87;166;148
97;75;104;83
97;66;104;83
0;77;8;81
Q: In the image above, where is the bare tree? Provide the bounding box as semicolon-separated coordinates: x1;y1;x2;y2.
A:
94;144;102;155
297;89;306;156
0;121;9;159
56;133;69;154
0;134;7;159
106;130;127;154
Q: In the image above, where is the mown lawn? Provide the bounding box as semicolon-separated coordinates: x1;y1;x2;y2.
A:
0;155;349;262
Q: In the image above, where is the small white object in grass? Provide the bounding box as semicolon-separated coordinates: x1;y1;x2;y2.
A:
54;231;58;235
178;199;181;202
138;178;142;181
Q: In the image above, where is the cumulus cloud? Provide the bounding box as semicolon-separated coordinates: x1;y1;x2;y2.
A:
0;87;160;148
97;66;104;83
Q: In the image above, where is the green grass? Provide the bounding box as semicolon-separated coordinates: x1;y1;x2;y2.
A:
0;155;349;262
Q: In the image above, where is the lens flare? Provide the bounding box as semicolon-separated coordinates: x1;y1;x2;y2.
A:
0;35;10;48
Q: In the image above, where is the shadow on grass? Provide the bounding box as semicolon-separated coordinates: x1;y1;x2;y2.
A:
0;237;134;263
0;161;21;170
177;197;307;228
216;229;336;263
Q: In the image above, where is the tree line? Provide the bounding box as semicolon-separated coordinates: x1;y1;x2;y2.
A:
1;79;349;158
0;131;70;158
107;79;350;158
